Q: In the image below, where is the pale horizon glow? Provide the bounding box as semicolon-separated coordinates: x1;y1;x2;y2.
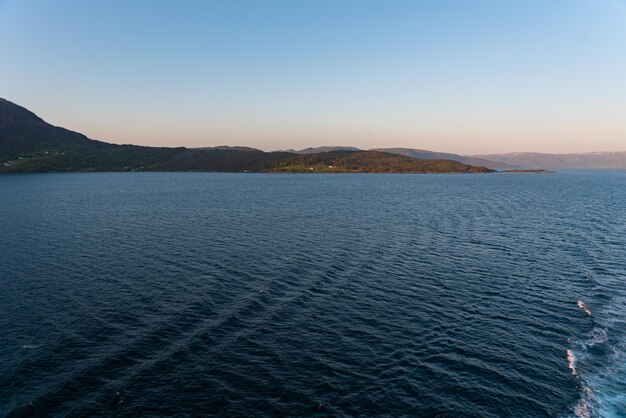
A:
1;0;625;154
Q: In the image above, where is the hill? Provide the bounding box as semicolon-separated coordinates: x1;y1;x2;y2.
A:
0;98;493;174
194;145;262;152
287;146;361;154
157;148;493;173
372;147;515;169
0;97;100;160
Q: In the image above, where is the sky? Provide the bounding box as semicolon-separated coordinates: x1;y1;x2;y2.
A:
1;0;625;154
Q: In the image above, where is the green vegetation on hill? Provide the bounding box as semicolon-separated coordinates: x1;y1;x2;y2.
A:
155;149;492;173
0;98;494;174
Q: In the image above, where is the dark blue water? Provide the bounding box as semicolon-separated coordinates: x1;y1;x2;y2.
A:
1;172;624;417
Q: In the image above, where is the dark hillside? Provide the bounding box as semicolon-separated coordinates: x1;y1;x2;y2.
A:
0;98;493;174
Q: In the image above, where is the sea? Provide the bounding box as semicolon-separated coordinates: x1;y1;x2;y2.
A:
0;171;624;417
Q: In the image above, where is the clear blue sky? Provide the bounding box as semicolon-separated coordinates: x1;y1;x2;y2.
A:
1;0;625;153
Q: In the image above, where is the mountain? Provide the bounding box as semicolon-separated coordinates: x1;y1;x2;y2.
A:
0;98;187;172
195;146;261;152
472;152;626;169
0;97;101;160
0;98;493;174
288;146;361;154
372;148;515;169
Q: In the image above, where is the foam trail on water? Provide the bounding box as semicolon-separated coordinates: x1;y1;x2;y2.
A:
567;295;626;418
567;350;578;376
21;344;42;349
573;391;593;418
568;341;597;417
587;327;607;348
577;300;592;317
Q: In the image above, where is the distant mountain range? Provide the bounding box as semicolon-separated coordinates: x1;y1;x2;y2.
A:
195;146;261;152
472;152;626;169
286;146;361;154
0;98;492;174
285;146;512;169
371;148;515;169
288;147;626;169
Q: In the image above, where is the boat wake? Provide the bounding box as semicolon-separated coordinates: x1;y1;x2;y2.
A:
567;297;626;418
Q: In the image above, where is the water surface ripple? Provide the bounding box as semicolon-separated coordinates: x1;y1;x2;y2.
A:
0;172;624;417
